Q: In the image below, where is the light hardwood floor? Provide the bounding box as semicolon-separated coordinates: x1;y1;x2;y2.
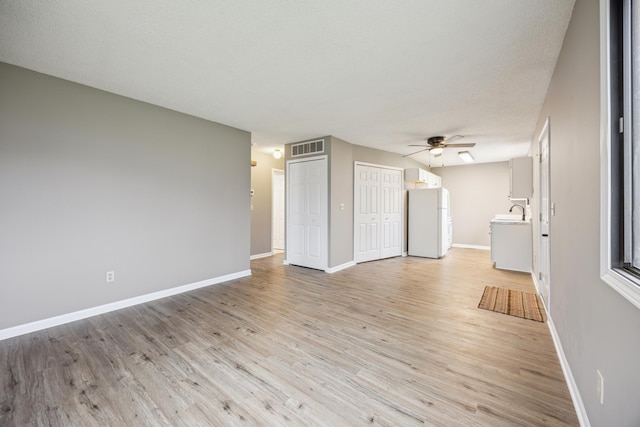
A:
0;248;578;426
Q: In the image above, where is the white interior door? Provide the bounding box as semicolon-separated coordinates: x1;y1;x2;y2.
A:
355;164;402;263
538;119;551;310
355;165;380;262
380;169;402;259
286;157;327;270
272;169;285;251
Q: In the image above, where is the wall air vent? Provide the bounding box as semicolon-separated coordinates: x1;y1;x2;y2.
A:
291;139;324;157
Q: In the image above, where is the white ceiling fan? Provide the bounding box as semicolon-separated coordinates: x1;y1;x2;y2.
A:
403;135;476;158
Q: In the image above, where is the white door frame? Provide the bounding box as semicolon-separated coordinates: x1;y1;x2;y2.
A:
271;168;285;252
538;117;551;312
353;161;404;263
285;155;328;270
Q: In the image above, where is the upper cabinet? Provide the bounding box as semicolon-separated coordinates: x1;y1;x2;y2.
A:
405;168;441;188
509;157;533;199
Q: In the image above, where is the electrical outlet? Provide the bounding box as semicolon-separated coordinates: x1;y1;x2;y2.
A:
106;271;115;283
597;369;604;404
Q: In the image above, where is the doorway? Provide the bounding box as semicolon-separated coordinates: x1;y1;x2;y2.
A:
538;118;551;311
272;169;285;252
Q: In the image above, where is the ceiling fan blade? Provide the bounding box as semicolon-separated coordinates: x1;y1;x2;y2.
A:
444;135;464;143
444;143;476;148
403;148;430;157
408;144;429;147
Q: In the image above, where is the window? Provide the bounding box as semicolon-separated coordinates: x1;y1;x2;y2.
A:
604;0;640;308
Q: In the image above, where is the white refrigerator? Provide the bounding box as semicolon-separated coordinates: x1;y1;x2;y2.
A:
408;188;450;258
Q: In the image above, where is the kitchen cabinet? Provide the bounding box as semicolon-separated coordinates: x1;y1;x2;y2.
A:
490;220;532;272
405;168;441;188
509;157;533;199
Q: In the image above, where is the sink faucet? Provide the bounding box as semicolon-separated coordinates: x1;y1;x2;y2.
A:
509;204;526;221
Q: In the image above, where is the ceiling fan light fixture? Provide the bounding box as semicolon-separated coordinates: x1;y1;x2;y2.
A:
431;147;444;155
273;148;282;159
458;151;474;163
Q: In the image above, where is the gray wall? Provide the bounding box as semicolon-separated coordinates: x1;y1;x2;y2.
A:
285;136;428;268
530;0;640;424
329;136;354;267
433;162;512;247
250;150;284;256
0;62;251;330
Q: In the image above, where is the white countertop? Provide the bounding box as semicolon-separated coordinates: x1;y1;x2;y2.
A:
490;219;531;225
490;214;531;225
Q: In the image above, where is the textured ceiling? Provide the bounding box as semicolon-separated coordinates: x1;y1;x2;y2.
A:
0;1;575;166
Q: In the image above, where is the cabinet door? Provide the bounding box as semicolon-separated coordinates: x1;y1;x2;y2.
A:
510;157;533;198
404;168;419;182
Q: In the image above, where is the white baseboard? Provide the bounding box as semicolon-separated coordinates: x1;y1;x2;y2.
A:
282;259;290;265
533;272;590;426
325;261;356;274
451;243;491;250
0;269;252;341
250;252;273;260
402;251;408;257
547;317;591;427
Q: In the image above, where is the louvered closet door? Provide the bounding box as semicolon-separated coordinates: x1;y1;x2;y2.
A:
355;164;402;263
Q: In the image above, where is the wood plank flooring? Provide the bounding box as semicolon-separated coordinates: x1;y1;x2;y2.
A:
0;248;579;426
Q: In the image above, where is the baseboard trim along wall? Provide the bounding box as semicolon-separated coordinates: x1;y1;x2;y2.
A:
532;273;590;427
325;261;356;274
547;317;591;427
0;269;252;341
451;243;490;251
250;252;273;260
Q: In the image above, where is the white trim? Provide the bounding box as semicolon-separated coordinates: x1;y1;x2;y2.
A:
0;269;252;341
250;252;273;260
271;168;285;253
451;243;490;251
531;271;542;297
325;261;356;273
353;160;405;172
602;270;640;310
547;317;591;427
402;251;408;257
282;259;290;265
538;116;551;310
600;0;613;281
599;0;640;309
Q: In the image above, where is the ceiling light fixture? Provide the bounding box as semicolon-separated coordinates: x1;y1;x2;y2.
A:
458;151;474;163
273;148;282;159
430;147;444;155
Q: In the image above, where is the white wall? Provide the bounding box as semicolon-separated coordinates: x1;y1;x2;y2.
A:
433;162;513;247
0;62;251;331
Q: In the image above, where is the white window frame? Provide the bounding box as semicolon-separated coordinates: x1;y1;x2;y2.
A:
600;0;640;309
